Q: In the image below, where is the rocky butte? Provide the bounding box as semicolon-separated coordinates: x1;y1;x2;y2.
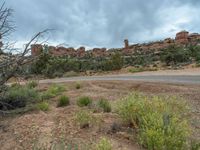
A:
31;30;200;58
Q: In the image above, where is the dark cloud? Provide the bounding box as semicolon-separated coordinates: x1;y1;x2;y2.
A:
4;0;200;48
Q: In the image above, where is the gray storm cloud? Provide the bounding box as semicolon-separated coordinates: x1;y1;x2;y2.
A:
4;0;200;48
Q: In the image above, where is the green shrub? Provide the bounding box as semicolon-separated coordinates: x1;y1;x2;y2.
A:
96;137;112;150
191;140;200;150
39;92;54;100
57;95;69;107
0;85;39;110
37;102;49;111
129;67;145;73
75;82;81;89
116;93;191;150
75;110;93;128
160;45;191;65
10;83;22;88
110;53;124;70
98;99;111;112
63;71;79;77
102;53;124;71
40;84;65;100
129;67;158;73
47;84;65;95
77;96;92;107
26;80;38;88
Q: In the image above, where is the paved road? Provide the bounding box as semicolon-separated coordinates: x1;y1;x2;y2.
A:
39;75;200;85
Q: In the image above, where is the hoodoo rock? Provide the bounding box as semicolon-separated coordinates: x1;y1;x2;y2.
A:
124;39;129;49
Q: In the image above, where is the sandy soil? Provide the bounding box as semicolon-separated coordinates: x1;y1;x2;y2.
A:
0;81;200;150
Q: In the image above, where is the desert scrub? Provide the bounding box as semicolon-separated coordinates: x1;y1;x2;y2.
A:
116;93;191;150
96;137;112;150
0;84;39;110
98;99;111;112
75;110;93;128
129;67;145;73
40;84;65;100
77;96;92;107
75;82;81;89
37;102;49;111
47;84;65;95
129;67;157;73
57;95;69;107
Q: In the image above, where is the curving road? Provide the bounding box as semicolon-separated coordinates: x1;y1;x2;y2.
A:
39;74;200;85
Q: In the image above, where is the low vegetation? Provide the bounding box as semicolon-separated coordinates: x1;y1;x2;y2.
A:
98;99;111;112
77;96;92;107
29;51;124;78
129;67;158;73
75;110;93;128
40;84;65;100
0;83;39;111
37;101;49;111
75;82;81;89
116;93;191;150
57;95;70;107
96;137;112;150
0;82;66;113
1;80;199;149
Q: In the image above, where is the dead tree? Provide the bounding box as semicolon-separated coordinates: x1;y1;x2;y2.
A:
0;2;50;113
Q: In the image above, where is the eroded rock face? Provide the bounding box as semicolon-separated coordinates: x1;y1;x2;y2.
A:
31;44;43;56
91;48;106;57
51;47;76;57
76;47;86;57
188;33;200;44
175;30;189;44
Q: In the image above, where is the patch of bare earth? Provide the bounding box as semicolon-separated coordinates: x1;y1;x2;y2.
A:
0;81;200;150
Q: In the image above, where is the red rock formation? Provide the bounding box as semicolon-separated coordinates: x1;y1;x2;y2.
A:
188;33;200;44
76;47;86;57
50;46;76;57
164;38;174;44
31;44;43;56
91;48;106;57
124;39;129;49
175;30;189;44
30;30;200;58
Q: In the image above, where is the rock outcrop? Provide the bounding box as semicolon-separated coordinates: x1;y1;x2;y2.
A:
31;44;43;56
175;30;189;44
76;47;86;57
31;30;200;57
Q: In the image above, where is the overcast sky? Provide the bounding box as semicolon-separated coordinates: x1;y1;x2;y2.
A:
4;0;200;49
